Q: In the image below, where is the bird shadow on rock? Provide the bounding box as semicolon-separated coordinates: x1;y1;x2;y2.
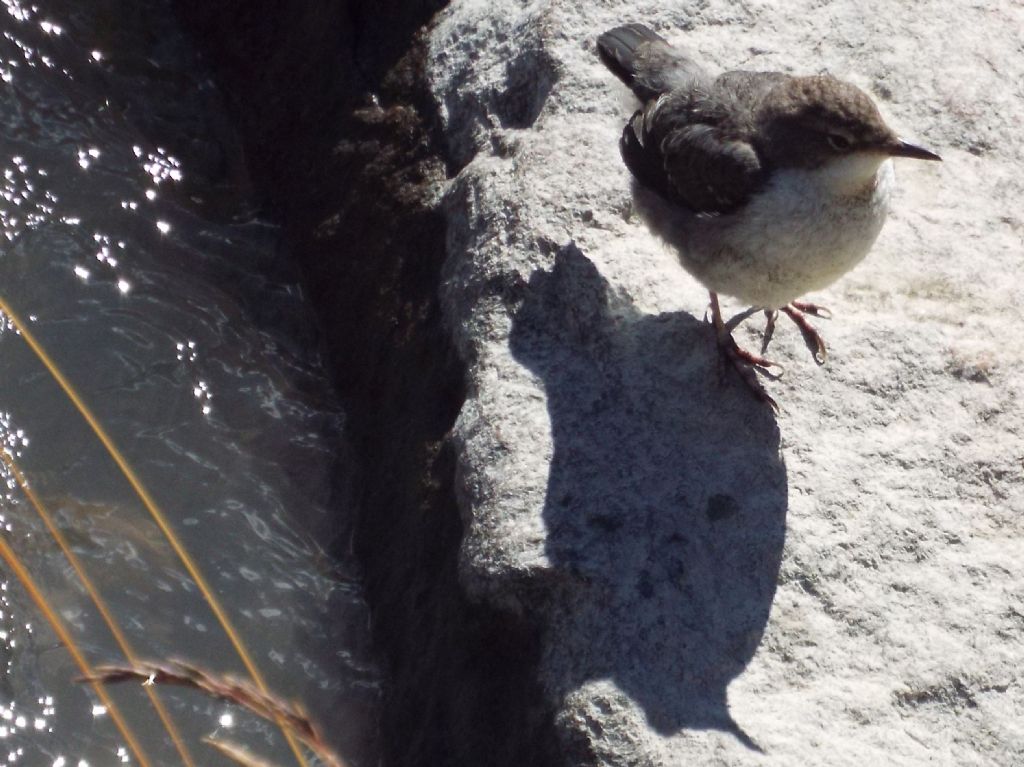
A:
509;243;788;750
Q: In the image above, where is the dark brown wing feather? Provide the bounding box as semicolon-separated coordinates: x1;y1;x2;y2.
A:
660;121;762;213
620;72;790;215
620;110;672;198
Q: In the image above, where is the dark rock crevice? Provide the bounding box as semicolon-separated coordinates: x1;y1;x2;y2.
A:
170;2;563;766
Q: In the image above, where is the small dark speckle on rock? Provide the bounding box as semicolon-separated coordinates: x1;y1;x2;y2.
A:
946;350;994;383
637;569;655;599
587;513;623;533
893;677;979;711
706;493;740;521
966;140;992;156
872;80;894;101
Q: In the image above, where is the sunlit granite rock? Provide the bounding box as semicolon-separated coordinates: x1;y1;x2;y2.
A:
428;1;1024;764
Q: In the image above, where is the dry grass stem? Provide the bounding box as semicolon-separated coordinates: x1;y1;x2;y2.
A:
203;737;282;767
79;659;348;767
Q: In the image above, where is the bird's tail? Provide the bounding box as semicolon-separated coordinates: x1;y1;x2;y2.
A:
597;23;708;101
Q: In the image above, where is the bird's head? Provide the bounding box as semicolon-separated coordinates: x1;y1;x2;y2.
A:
755;75;940;192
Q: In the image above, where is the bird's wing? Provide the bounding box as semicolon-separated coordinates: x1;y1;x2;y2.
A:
598;23;710;101
620;73;786;215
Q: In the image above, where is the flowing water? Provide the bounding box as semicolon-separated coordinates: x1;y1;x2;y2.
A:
0;1;380;765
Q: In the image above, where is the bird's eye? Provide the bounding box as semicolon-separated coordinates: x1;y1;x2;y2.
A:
827;133;852;151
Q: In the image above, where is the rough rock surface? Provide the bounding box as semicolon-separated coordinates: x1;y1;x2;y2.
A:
429;0;1024;764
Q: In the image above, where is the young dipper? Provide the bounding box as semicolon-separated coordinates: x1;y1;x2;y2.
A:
598;23;941;408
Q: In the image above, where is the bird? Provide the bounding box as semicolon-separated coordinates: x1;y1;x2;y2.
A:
597;23;940;408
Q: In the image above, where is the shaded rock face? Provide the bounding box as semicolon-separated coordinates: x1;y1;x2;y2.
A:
171;2;562;766
429;0;1024;765
509;247;786;746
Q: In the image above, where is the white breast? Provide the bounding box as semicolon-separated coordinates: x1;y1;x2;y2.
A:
683;157;896;309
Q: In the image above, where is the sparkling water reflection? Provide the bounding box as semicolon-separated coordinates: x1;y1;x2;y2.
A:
0;1;380;765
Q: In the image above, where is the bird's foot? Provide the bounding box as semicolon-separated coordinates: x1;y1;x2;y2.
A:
782;303;828;364
716;333;782;412
707;291;782;411
790;300;832;319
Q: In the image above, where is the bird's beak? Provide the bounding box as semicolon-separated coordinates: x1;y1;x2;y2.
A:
887;138;942;161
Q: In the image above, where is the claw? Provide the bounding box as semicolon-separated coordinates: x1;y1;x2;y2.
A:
790;300;832;320
718;337;780;411
728;340;784;379
782;305;827;365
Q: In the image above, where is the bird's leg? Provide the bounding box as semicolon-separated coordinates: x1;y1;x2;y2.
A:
781;303;828;365
761;309;778;354
708;292;780;410
709;294;779;371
